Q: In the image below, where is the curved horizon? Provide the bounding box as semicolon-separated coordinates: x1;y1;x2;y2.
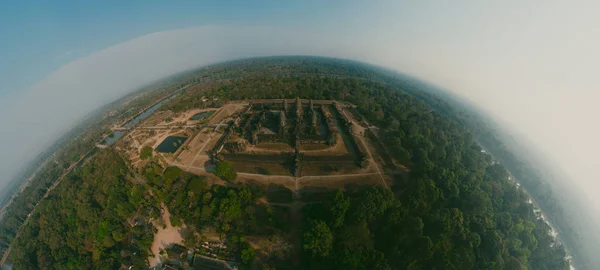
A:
3;54;589;268
4;23;600;214
1;2;600;268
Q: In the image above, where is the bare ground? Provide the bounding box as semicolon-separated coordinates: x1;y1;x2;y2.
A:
148;204;185;268
209;103;248;125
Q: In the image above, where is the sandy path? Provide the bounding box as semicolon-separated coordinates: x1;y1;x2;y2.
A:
208;103;246;125
148;203;184;268
357;135;388;189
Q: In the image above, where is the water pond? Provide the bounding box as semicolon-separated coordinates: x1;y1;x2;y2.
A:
156;136;187;153
189;111;213;121
101;94;178;146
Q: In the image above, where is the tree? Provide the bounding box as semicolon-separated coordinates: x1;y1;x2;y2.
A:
140;146;153;160
163;166;182;186
354;187;395;223
394;146;411;164
329;189;350;228
219;191;242;222
303;219;333;257
187;176;207;194
334;223;374;268
241;242;255;265
183;235;198;249
102;235;116;248
215;161;237;181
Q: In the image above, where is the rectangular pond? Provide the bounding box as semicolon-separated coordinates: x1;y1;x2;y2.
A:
189;111;213;121
101;93;179;146
156;136;188;153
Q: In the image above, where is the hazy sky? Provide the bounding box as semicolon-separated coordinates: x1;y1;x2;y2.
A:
1;1;600;224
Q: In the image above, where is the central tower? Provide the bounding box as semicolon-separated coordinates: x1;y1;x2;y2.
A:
295;97;303;118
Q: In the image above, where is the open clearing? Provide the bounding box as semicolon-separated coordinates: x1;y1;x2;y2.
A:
149;204;185;268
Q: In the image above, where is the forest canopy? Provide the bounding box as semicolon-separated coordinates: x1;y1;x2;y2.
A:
6;57;572;269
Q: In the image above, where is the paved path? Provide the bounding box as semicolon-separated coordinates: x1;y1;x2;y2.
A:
184;166;379;183
187;129;220;169
357;133;388;189
345;108;390;190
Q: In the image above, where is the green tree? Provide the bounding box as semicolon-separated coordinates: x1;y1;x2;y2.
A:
241;242;255;265
330;189;350;228
163;166;182;186
394;146;411;164
215;161;237;181
354;187;395;223
334;223;373;268
187;176;207;194
140;146;153;160
303;219;333;257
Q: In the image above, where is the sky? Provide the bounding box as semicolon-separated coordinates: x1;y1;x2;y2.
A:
1;0;600;243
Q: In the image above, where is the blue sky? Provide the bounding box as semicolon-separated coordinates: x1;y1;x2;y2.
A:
0;0;364;98
3;1;600;203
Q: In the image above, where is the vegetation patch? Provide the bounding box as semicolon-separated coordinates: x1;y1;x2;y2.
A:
215;161;237;181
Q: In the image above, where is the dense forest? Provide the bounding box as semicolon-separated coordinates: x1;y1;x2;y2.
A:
12;150;154;268
8;57;574;269
161;58;593;266
363;65;594;268
0;69;202;261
